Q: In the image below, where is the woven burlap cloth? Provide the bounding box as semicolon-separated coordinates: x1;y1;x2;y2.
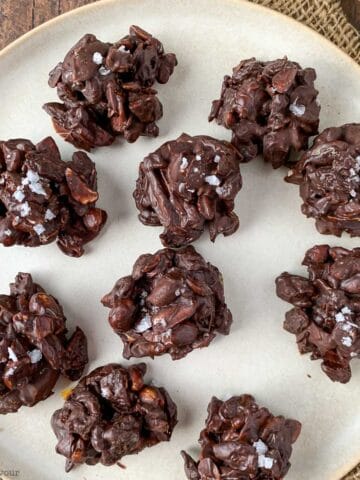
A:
247;1;360;479
248;0;360;63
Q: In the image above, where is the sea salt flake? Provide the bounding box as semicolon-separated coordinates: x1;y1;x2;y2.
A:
45;209;56;221
205;175;221;186
350;189;357;198
101;386;112;398
4;229;12;236
289;102;306;117
118;45;128;52
92;52;103;64
29;182;46;196
34;224;45;236
8;347;18;362
193;167;199;173
26;169;40;183
258;454;274;469
341;306;352;315
335;312;345;323
355;156;360;171
13;188;25;202
20;201;31;217
214;154;221;163
6;367;15;376
195;154;201;161
134;315;152;333
140;291;148;298
341;323;352;332
253;440;268;455
179;182;186;193
342;336;353;347
99;66;111;76
28;349;42;364
350;352;358;357
175;289;181;296
180;157;189;170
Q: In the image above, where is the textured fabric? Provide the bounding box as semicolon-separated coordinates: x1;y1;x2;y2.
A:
247;1;360;478
248;0;360;63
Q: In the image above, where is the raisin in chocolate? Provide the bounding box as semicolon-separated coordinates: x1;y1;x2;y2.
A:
43;25;177;150
0;273;88;414
52;363;177;471
133;133;242;247
181;395;301;480
209;57;320;168
0;136;107;257
276;244;360;383
101;245;232;360
286;123;360;237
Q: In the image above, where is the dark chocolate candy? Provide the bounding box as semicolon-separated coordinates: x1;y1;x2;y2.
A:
209;57;320;168
43;25;177;150
0;273;88;414
101;245;232;360
0;136;107;257
182;395;301;480
133;133;242;247
52;363;177;471
286;123;360;237
276;244;360;383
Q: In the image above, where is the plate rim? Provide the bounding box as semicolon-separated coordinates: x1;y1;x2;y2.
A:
0;0;359;76
0;0;359;479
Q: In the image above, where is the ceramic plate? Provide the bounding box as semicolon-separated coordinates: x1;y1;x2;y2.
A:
0;1;359;479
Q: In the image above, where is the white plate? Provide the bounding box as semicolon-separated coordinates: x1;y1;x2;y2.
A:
0;1;359;479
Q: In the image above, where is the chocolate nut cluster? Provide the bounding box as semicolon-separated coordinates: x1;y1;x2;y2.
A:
52;363;177;471
209;57;320;168
43;25;177;150
181;395;301;480
102;245;232;360
276;244;360;383
0;136;107;257
286;123;360;237
0;273;88;414
133;133;242;247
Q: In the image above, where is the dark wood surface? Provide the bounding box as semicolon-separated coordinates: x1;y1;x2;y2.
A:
0;0;97;50
0;0;359;50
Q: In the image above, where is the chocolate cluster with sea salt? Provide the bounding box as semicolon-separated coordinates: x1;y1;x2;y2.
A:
43;25;177;151
286;123;360;237
209;57;320;168
0;136;107;257
276;245;360;383
101;245;232;360
133;133;242;247
52;363;177;472
0;273;88;414
181;395;301;480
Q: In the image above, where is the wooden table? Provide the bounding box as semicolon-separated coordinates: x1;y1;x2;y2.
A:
0;0;359;51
